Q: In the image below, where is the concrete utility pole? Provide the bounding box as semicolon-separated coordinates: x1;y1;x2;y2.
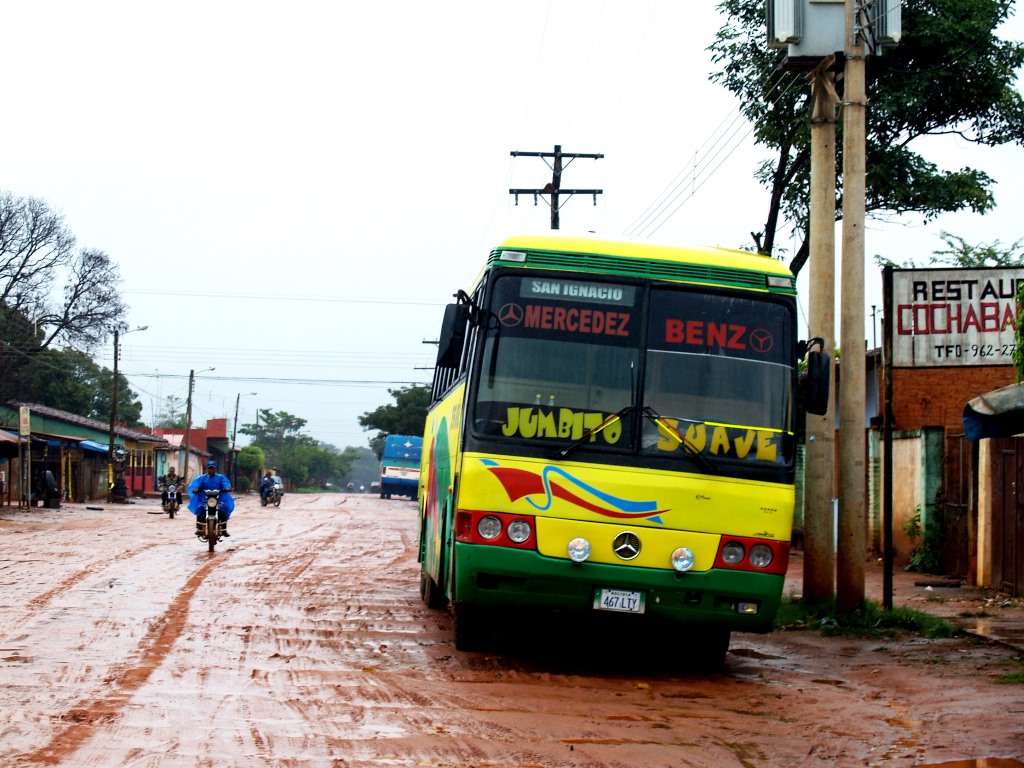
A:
183;368;195;483
804;59;839;604
509;144;604;229
837;0;868;612
231;391;256;486
107;325;147;502
107;329;121;503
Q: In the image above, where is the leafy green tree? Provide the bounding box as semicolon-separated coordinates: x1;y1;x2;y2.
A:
876;230;1024;268
239;409;312;468
928;231;1024;268
239;444;265;474
19;346;143;425
237;444;266;490
278;447;311;488
708;0;1024;275
239;409;355;488
359;385;430;456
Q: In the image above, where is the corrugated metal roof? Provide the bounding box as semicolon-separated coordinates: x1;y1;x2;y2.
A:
9;402;167;445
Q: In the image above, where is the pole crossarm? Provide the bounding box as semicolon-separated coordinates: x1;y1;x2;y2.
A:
508;144;604;229
510;151;604;159
509;189;604;209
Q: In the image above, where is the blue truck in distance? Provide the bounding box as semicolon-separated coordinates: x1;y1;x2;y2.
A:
379;435;423;500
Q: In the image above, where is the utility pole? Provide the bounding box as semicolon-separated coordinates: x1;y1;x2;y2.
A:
107;329;121;503
107;325;147;502
509;144;603;229
804;59;839;604
837;0;868;613
183;368;195;484
230;391;256;486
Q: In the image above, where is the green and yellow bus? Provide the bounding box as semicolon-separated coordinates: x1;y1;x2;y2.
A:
418;234;828;665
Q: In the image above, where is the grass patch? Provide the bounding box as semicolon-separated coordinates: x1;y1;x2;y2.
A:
996;656;1024;685
775;596;958;639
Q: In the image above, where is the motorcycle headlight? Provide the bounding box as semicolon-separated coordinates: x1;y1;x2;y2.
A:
207;497;218;509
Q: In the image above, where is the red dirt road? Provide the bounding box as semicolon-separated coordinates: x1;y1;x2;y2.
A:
1;493;1022;767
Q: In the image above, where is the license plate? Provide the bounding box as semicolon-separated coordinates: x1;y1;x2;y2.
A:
594;588;645;614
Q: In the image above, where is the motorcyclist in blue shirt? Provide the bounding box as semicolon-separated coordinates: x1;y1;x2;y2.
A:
259;470;276;503
188;460;235;537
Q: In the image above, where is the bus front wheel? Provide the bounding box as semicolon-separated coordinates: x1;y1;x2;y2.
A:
685;629;730;672
420;572;447;610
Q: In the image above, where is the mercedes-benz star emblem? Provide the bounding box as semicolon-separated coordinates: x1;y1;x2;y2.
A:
612;531;641;560
749;327;774;353
498;303;524;327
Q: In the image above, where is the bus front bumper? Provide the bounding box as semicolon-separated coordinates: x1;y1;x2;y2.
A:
453;542;785;633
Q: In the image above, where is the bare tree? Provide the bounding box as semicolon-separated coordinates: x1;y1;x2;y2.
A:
0;191;128;400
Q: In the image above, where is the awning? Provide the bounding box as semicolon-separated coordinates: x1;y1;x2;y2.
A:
963;382;1024;440
45;438;109;453
0;430;23;459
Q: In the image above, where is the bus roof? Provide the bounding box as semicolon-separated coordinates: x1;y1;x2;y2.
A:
484;234;795;294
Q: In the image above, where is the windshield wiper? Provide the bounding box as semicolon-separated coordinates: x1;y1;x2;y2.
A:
641;406;714;472
551;404;636;460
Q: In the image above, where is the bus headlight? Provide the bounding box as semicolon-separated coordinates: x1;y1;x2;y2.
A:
721;541;745;565
477;516;502;540
507;519;531;543
749;544;773;568
670;547;695;572
567;537;591;563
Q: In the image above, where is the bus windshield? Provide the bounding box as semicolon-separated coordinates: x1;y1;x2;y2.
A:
471;273;794;467
640;287;794;465
473;274;641;450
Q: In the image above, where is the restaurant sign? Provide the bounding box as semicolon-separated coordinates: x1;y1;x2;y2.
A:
892;267;1024;367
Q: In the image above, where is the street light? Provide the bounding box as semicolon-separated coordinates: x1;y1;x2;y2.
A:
182;367;215;483
107;325;148;502
230;391;257;485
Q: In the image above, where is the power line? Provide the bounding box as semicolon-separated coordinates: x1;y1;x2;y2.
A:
624;65;805;238
123;288;444;306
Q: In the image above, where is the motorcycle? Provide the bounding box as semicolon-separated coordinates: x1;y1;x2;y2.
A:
260;478;283;508
195;489;226;552
161;481;181;518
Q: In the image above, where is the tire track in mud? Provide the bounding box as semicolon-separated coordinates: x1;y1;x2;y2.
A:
13;555;222;766
19;544;161;616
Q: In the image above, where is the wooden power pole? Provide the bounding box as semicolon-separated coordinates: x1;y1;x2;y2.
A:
509;144;604;229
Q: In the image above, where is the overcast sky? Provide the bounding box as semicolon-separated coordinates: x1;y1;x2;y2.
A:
2;1;1023;450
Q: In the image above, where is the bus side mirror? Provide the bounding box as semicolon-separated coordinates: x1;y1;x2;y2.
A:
436;303;470;368
804;349;830;416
